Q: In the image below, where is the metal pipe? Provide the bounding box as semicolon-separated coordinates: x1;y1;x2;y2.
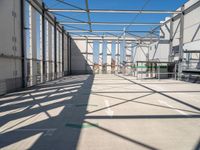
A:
21;0;26;88
85;0;92;32
60;22;162;26
48;9;181;14
67;30;159;33
54;18;57;78
42;2;46;82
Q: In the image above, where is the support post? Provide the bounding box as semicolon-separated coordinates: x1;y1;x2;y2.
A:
178;5;185;80
67;33;71;75
85;37;88;74
42;2;46;82
54;18;57;78
169;18;174;62
21;0;26;88
117;38;120;73
69;37;72;75
62;26;65;76
123;28;126;75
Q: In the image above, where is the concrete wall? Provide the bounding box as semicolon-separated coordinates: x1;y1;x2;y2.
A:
71;39;93;74
149;18;170;62
182;0;200;59
0;0;70;95
134;46;149;62
149;0;200;64
71;39;122;74
0;0;22;95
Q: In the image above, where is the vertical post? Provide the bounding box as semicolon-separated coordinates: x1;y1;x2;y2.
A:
42;2;45;82
141;62;143;80
123;28;126;75
117;38;120;74
54;18;57;78
136;61;138;80
178;5;185;80
69;37;72;75
158;65;160;80
62;26;65;76
67;33;70;75
86;37;88;73
131;44;134;76
175;63;177;80
21;0;26;88
29;3;33;86
169;18;174;62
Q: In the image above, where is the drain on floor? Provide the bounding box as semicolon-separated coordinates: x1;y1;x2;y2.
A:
65;123;98;128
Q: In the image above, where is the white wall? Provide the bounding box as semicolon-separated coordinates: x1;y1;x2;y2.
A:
0;0;22;94
71;39;93;74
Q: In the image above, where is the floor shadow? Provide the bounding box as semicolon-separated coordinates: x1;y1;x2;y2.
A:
116;75;200;112
193;137;200;150
84;121;159;150
85;115;200;119
0;75;94;150
90;93;200;115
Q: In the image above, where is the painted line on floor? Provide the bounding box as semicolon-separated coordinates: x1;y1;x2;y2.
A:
104;100;114;117
158;100;189;116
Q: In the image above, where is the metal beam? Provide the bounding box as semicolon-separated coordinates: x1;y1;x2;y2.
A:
67;33;71;75
71;36;159;41
67;30;159;33
21;0;26;87
85;0;92;32
178;5;185;80
48;9;181;14
62;27;65;74
151;0;200;36
42;2;46;81
169;18;173;62
60;22;162;26
54;18;57;78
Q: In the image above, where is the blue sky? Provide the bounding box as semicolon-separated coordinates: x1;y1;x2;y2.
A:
42;0;189;64
43;0;188;36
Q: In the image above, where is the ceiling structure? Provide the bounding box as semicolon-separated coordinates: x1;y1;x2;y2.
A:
44;0;188;40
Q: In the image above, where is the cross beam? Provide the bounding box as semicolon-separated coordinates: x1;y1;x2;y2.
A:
60;22;162;26
48;9;181;14
67;30;159;33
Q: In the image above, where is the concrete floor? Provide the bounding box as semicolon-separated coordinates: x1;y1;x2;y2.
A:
0;74;200;150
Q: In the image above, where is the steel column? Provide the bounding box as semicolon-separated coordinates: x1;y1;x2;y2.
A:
69;37;72;75
85;37;89;73
85;0;92;32
169;18;174;62
42;2;46;81
21;0;26;88
178;5;185;80
54;18;57;78
62;27;65;75
67;33;70;75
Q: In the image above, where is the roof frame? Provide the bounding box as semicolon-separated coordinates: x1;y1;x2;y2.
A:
45;0;186;40
48;9;181;14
